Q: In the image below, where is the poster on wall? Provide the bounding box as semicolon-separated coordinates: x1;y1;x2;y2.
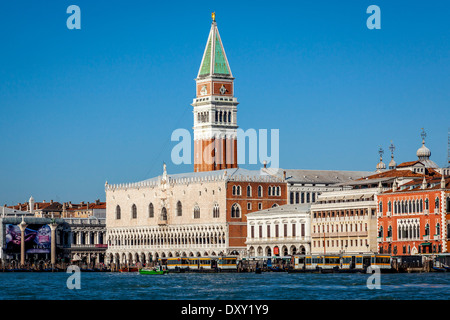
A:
5;224;51;253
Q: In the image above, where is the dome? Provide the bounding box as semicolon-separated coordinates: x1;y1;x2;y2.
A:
416;138;438;168
416;143;431;160
376;161;386;170
388;159;397;169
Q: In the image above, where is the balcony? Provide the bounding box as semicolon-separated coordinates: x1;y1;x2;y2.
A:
433;235;441;240
385;237;392;242
386;211;392;217
424;209;429;215
422;235;430;241
158;219;168;226
377;237;383;243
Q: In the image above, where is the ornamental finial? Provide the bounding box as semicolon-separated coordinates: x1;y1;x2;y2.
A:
212;12;216;22
421;127;427;144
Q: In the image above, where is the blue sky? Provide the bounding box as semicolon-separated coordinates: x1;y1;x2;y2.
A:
1;0;449;204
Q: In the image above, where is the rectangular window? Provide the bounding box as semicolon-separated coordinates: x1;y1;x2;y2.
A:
259;226;262;238
275;225;279;238
295;192;299;204
290;192;294;204
267;225;271;238
292;224;296;237
284;224;287;237
251;226;254;238
301;224;305;237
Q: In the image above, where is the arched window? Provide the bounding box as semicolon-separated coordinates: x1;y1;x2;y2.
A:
213;203;220;218
228;112;231;123
272;203;279;208
447;197;450;213
194;205;200;219
161;207;167;221
425;198;429;210
237;186;241;196
424;223;430;236
247;185;252;197
131;204;137;219
177;201;182;216
420;199;423;212
379;202;383;213
116;205;121;220
148;203;154;218
435;197;439;210
436;223;440;235
231;203;241;218
258;186;263;197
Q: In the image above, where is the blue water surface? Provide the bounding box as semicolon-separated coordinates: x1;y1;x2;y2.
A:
0;272;448;300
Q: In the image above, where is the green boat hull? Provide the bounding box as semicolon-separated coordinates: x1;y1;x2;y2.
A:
139;269;168;275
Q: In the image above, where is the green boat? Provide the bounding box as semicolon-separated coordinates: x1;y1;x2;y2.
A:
139;265;169;275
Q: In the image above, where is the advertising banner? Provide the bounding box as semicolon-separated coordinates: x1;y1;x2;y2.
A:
5;224;51;253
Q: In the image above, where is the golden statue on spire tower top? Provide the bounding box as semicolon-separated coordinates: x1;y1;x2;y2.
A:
212;12;216;22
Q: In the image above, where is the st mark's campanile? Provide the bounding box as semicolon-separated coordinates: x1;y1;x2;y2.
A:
192;13;238;172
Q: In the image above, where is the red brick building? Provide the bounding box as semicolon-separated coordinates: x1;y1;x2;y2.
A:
378;174;450;256
226;179;288;248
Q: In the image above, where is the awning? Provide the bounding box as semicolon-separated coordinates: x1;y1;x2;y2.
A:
419;242;432;246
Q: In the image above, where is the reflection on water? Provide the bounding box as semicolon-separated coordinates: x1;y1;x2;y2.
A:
0;272;448;300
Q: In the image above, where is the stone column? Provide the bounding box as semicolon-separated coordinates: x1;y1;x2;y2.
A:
19;218;28;267
50;223;58;267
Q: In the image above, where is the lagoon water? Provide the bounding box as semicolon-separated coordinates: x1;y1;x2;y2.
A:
0;272;448;300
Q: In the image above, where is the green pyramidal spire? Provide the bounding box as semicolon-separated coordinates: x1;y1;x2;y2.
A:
198;18;232;78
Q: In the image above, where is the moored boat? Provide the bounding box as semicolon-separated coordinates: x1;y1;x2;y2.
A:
119;267;139;272
139;265;168;275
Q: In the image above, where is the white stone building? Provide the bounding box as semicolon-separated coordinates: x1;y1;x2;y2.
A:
245;204;311;258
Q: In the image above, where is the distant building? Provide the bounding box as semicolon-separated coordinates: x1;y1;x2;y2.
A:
245;204;311;258
63;200;106;218
310;130;449;256
0;216;106;266
6;197;105;219
280;169;372;205
105;166;287;266
7;197;63;218
377;174;449;256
